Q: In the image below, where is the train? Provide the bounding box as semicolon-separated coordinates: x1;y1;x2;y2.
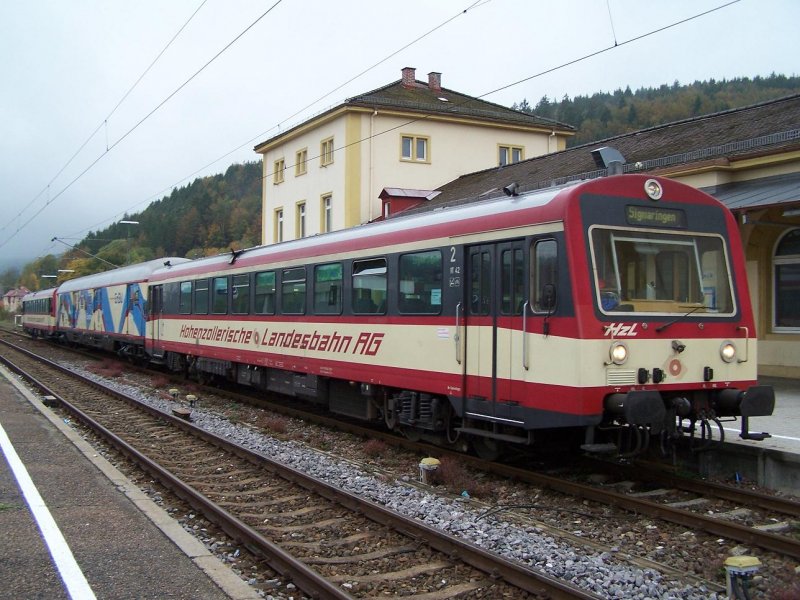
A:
22;174;775;457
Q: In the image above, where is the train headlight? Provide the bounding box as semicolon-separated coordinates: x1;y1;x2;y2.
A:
644;178;663;200
720;341;737;363
609;341;629;365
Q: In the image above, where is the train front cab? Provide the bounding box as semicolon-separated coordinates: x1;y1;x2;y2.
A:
577;176;775;454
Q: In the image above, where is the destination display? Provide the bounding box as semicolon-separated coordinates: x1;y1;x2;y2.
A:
626;205;686;228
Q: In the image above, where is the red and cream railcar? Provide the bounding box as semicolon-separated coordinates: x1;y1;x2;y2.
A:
146;175;774;455
21;287;58;338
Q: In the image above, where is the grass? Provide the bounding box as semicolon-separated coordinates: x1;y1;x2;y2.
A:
86;359;125;378
362;439;389;457
431;456;492;498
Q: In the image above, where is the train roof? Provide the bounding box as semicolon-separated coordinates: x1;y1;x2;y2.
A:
149;175;724;283
23;287;58;301
150;179;584;282
57;257;191;292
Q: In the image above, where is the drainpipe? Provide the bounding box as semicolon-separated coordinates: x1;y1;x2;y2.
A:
369;110;377;222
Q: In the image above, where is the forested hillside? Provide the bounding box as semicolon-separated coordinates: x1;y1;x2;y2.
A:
513;74;800;146
10;74;800;290
15;162;262;288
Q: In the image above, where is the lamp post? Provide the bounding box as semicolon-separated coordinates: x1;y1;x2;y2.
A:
120;220;139;265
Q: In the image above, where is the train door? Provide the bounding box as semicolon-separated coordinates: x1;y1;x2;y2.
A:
464;241;527;406
149;284;163;351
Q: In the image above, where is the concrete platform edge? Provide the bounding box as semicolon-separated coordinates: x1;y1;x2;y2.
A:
0;366;261;600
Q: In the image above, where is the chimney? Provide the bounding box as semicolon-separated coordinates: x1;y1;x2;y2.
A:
428;72;441;92
401;66;416;88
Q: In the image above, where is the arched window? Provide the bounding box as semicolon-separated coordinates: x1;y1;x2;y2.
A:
773;228;800;331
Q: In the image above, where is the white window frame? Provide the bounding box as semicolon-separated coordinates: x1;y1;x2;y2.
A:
321;193;332;233
498;144;524;166
400;134;429;162
275;208;284;243
296;201;306;238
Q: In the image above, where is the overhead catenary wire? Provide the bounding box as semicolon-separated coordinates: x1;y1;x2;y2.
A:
266;0;743;188
55;0;488;242
14;0;740;260
0;0;209;239
0;0;285;253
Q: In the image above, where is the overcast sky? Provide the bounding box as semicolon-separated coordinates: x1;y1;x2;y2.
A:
1;0;797;273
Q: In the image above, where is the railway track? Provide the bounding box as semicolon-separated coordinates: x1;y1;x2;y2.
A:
189;367;800;562
4;331;800;596
0;338;598;600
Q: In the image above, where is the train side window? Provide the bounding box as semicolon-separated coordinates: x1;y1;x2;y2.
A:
212;277;228;314
179;282;192;314
532;239;558;312
501;248;524;315
352;258;387;314
254;271;276;315
194;278;209;314
231;274;250;315
398;250;442;314
150;285;163;316
314;263;342;314
282;267;306;314
470;251;491;316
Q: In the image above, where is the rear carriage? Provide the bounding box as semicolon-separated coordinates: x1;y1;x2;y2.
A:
21;287;58;338
146;174;773;455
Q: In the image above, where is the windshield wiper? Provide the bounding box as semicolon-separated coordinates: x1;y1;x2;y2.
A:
655;305;707;333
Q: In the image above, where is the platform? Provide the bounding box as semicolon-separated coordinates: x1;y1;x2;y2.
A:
0;366;259;600
691;376;800;494
726;376;800;454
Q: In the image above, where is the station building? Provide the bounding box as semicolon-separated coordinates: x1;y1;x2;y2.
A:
417;94;800;378
254;67;574;245
254;71;799;377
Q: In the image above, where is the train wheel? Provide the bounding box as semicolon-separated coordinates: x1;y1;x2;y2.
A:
401;427;421;442
444;405;460;445
472;437;501;461
383;395;398;430
617;425;642;458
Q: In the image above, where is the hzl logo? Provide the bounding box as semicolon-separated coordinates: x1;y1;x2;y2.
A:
604;323;639;337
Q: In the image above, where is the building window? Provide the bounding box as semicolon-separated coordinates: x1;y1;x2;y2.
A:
774;228;800;330
296;202;306;238
275;209;284;243
295;148;307;176
499;145;523;166
401;135;429;162
320;137;334;166
273;158;285;184
321;194;332;233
